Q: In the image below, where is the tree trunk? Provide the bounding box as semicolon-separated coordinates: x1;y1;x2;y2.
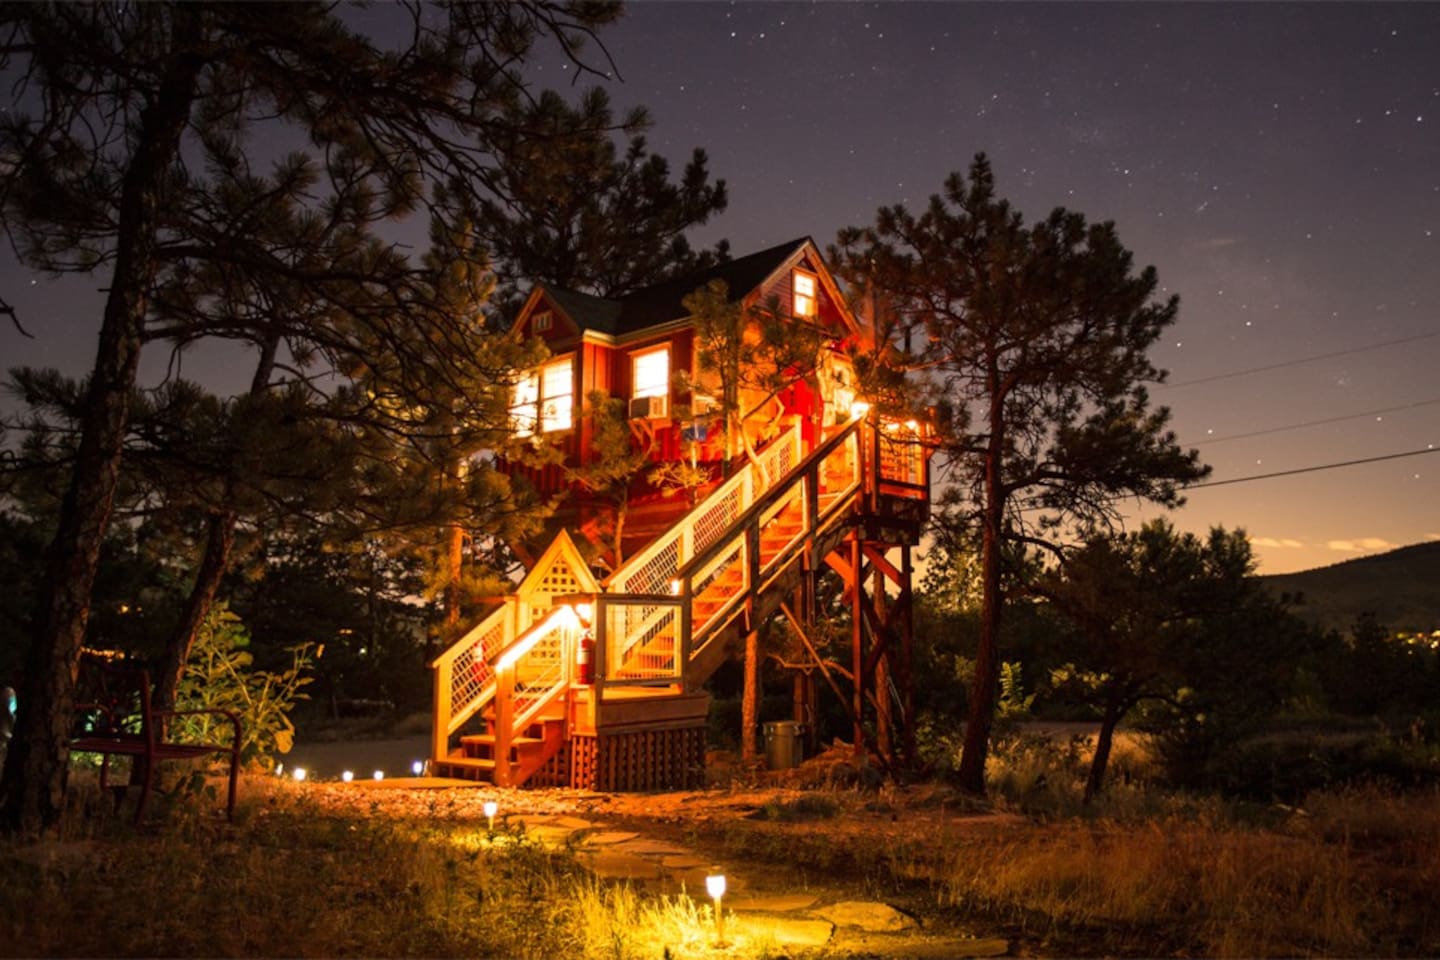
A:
1084;692;1127;804
741;628;759;761
154;510;238;714
0;14;203;834
154;333;279;717
956;405;1007;795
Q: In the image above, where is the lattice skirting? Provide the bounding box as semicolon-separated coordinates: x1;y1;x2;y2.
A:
541;725;706;791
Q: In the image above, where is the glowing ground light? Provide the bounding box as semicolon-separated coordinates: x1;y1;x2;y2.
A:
341;770;354;782
483;800;498;832
706;871;727;944
373;770;384;781
292;767;307;782
412;760;424;775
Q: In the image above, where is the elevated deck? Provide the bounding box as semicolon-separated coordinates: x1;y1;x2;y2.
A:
430;412;931;789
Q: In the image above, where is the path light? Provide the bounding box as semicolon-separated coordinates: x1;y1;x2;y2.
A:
275;762;284;777
292;767;307;782
706;870;727;945
483;800;498;833
341;770;354;783
412;760;425;776
373;770;384;781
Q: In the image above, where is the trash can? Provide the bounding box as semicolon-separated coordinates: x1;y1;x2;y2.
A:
763;720;807;770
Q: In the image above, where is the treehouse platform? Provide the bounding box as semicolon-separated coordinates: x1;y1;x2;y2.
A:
429;413;931;789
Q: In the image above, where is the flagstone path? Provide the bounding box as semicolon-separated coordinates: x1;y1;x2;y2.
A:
499;807;1010;957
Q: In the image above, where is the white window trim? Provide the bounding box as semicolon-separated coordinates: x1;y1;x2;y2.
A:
512;356;574;436
793;270;817;318
630;345;670;419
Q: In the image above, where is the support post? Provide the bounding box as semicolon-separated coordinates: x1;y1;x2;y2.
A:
850;534;864;761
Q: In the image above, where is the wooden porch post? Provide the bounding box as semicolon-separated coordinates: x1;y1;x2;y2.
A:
850;533;865;761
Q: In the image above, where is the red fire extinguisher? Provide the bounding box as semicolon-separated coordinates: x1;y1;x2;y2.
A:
576;629;595;685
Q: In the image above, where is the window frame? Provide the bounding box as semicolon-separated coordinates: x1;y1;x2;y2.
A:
629;344;671;418
792;270;818;319
511;355;574;437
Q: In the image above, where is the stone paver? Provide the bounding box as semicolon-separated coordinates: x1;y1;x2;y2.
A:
736;915;834;948
581;830;640;845
610;838;689;855
816;899;918;932
659;854;708;870
727;893;819;912
579;849;667;881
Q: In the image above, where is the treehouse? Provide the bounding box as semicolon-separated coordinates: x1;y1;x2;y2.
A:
430;238;935;789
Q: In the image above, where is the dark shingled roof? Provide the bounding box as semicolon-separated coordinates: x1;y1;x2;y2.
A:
541;237;812;337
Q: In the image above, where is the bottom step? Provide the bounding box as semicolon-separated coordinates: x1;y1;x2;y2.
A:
431;756;505;782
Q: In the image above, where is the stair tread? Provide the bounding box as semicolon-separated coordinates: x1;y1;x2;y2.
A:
460;734;545;747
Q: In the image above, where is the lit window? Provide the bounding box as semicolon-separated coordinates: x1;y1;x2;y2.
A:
532;311;553;333
630;347;669;418
512;357;573;436
793;271;817;318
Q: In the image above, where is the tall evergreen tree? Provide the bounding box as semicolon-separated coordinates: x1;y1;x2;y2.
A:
0;0;622;834
834;155;1207;794
467;87;729;315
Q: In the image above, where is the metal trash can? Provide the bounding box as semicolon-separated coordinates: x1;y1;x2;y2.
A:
763;720;807;770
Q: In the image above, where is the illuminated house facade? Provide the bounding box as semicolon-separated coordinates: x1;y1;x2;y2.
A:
499;237;862;567
429;238;933;790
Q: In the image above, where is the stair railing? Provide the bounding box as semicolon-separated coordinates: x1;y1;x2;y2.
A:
486;606;576;785
677;415;866;670
430;601;514;764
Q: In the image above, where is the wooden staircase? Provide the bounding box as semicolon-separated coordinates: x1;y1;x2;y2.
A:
429;412;930;788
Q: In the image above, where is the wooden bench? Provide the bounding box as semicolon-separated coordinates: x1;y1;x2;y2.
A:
70;657;242;822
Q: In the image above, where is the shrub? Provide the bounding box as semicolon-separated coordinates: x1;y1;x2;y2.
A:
173;602;316;768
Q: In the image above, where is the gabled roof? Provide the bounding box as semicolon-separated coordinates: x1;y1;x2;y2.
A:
521;237;817;339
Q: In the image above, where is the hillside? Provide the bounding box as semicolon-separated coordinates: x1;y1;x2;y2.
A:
1260;541;1440;635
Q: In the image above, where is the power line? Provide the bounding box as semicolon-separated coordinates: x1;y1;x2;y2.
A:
1184;446;1439;490
1188;397;1440;446
1161;331;1438;390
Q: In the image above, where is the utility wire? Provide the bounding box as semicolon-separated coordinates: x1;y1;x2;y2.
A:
1188;397;1440;446
1183;446;1439;490
1161;331;1438;390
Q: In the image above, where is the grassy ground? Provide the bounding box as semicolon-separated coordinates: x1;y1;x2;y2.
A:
2;752;1438;957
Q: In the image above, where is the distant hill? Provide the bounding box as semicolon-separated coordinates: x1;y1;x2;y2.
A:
1260;541;1440;635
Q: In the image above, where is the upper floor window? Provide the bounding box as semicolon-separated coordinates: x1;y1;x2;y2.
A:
629;346;670;419
793;271;817;318
512;357;573;436
532;310;553;333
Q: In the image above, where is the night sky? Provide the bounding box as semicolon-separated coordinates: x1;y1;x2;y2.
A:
4;2;1438;575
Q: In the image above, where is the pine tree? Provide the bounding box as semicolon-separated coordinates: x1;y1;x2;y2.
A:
0;0;622;834
466;87;729;315
834;155;1208;794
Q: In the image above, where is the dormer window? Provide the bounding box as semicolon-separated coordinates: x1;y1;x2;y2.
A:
793;271;817;318
512;357;573;436
629;346;670;419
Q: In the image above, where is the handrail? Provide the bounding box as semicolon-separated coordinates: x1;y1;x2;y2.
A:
677;415;863;583
609;422;801;596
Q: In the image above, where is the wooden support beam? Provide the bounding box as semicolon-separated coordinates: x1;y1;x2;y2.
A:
850;534;864;760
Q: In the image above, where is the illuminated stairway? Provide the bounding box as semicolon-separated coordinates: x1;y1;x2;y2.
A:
429;412;926;787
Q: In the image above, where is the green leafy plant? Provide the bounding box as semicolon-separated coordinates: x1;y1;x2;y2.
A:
173;602;316;768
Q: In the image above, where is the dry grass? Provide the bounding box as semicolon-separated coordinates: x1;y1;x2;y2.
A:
932;785;1440;956
0;777;777;959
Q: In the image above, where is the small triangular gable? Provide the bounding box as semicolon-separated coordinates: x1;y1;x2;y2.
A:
515;529;600;631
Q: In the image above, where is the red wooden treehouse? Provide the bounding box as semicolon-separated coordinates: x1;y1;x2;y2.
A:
429;238;933;788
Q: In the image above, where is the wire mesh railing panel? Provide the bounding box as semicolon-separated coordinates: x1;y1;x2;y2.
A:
877;421;925;490
606;602;680;681
690;536;746;639
512;627;569;733
446;612;508;733
690;481;745;555
614;535;682;597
